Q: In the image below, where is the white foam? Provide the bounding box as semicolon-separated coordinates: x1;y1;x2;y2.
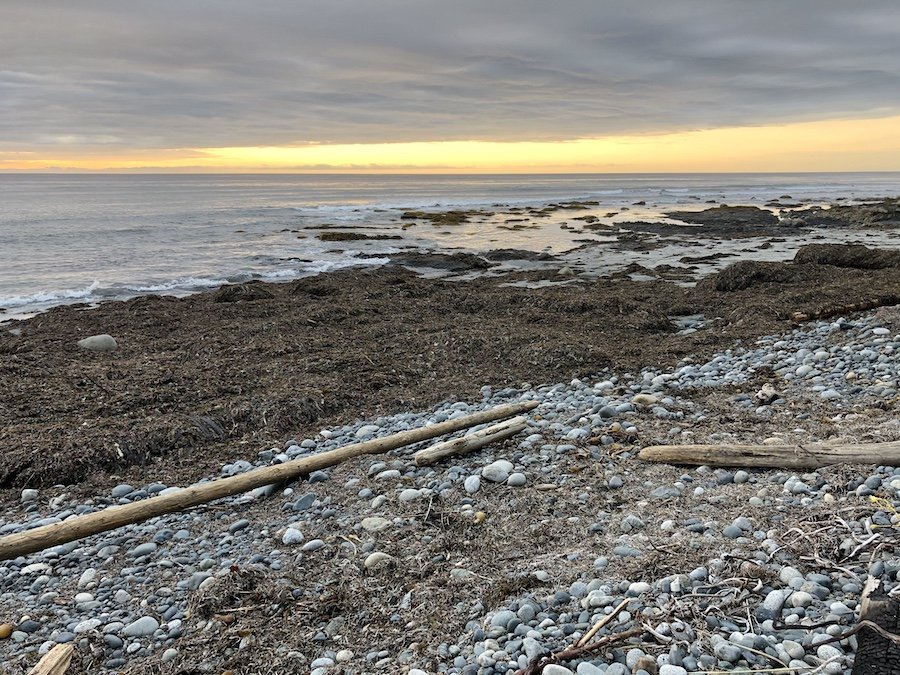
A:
0;280;101;308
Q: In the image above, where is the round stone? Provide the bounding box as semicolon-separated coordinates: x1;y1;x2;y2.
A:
507;473;527;487
281;527;304;545
122;616;160;637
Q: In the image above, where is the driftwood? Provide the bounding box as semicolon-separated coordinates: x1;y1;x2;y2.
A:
0;401;538;561
852;577;900;675
413;416;527;466
27;644;74;675
639;441;900;469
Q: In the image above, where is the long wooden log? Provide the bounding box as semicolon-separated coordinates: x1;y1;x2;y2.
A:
28;644;74;675
413;416;527;466
639;441;900;469
0;401;538;561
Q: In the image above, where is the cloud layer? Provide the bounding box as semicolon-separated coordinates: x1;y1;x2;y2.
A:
3;1;900;153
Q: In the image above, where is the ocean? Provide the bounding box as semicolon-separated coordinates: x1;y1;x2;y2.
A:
1;172;898;320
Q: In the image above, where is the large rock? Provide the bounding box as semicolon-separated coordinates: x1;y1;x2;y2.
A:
76;334;118;352
213;282;274;303
706;261;798;291
794;243;900;270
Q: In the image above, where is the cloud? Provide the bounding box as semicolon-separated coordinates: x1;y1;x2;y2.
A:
2;0;899;153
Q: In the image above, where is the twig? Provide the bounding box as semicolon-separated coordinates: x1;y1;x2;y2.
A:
813;618;900;647
723;637;789;669
576;598;629;647
512;627;643;675
696;654;844;674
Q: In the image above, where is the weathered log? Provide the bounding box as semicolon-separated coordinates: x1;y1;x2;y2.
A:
852;577;900;674
413;416;527;466
28;644;74;675
639;441;900;469
0;401;538;561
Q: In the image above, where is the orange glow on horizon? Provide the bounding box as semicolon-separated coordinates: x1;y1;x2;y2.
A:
2;114;899;173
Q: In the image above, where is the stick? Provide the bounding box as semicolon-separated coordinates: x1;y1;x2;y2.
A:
576;597;630;647
638;441;900;469
0;401;538;561
28;644;74;675
413;416;527;466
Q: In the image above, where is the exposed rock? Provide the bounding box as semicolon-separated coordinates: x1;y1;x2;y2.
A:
317;232;401;242
213;283;274;303
707;261;800;292
794;243;900;270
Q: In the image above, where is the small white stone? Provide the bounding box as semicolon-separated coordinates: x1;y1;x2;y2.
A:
364;552;393;570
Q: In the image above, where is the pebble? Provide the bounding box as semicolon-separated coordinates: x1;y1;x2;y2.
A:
361;517;392;533
122;616;159;637
364;552;393;570
482;460;513;483
507;472;527;487
281;527;304;545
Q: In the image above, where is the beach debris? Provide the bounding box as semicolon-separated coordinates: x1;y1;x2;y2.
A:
850;577;900;674
639;439;900;469
75;333;117;351
413;416;527;466
26;643;74;675
0;400;538;561
754;382;779;404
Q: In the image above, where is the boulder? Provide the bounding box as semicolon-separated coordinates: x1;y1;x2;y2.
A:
213;282;274;303
76;334;118;352
794;243;900;270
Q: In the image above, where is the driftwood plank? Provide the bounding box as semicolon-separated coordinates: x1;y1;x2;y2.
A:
639;442;900;469
413;416;527;465
28;644;74;675
0;401;538;561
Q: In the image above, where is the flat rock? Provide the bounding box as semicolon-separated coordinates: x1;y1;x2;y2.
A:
361;516;392;533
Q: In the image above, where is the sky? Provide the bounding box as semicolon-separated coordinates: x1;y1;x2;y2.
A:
2;0;900;173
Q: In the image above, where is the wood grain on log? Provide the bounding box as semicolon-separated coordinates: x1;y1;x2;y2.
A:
413;416;526;466
27;644;74;675
639;442;900;469
852;578;900;674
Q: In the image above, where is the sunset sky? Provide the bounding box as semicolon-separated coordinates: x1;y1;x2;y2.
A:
2;0;900;173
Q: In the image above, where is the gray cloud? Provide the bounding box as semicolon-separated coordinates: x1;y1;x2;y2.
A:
2;0;900;152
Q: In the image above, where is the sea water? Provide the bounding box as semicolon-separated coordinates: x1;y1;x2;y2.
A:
1;172;898;320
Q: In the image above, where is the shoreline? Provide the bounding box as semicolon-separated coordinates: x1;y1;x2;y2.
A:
3;196;899;324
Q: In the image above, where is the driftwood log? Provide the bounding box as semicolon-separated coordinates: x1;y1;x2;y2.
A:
639;441;900;469
852;578;900;675
414;416;527;466
0;401;537;561
27;644;74;675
